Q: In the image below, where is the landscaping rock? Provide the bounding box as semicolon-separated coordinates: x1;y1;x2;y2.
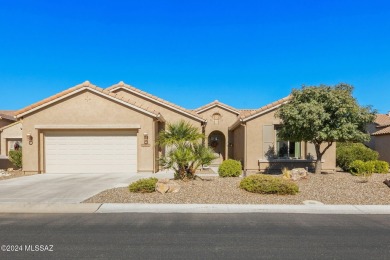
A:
7;168;14;172
156;183;169;194
384;179;390;188
291;168;308;181
167;182;181;193
156;179;181;194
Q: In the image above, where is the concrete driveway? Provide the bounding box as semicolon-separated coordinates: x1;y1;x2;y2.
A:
0;172;172;203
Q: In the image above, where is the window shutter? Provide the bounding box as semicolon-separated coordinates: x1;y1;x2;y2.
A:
263;125;274;159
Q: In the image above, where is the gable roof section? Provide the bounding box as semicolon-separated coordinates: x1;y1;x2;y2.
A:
194;100;240;115
374;114;390;127
15;81;161;119
0;111;17;121
229;96;290;130
372;125;390;136
106;81;206;122
0;120;21;131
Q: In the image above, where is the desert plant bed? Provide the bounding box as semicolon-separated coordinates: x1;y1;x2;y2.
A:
84;172;390;205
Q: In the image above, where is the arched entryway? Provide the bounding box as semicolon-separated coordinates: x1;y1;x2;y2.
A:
208;131;226;163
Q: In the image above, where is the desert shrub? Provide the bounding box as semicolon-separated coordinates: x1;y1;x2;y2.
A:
349;160;372;177
336;143;378;171
349;160;389;176
218;159;242;177
373;160;389;174
129;177;158;193
239;174;299;195
8;150;22;168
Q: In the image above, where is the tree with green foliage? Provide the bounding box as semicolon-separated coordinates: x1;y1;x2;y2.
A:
158;120;217;180
276;84;376;174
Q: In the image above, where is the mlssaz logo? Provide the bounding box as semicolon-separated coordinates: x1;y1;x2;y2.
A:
25;245;54;252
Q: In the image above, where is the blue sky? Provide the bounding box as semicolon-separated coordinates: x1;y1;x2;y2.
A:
1;0;389;113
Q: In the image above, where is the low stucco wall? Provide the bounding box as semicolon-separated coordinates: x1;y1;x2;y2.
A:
0;158;14;170
375;135;390;164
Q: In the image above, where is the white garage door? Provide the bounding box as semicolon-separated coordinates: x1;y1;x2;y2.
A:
45;131;137;173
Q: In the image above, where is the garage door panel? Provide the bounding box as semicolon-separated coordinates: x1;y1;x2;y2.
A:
45;132;137;173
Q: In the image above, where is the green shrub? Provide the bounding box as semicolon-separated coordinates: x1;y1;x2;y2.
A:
373;160;389;174
218;159;242;177
239;174;299;195
336;143;378;171
349;160;390;175
8;150;22;168
129;178;158;193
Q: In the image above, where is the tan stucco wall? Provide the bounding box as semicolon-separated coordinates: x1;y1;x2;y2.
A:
245;108;280;170
197;106;239;160
21;90;156;173
112;89;203;129
233;125;245;167
239;108;336;172
375;135;390;164
0;121;22;155
365;123;377;149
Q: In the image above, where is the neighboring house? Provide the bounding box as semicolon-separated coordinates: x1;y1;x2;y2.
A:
0;111;20;169
3;81;336;174
367;113;390;164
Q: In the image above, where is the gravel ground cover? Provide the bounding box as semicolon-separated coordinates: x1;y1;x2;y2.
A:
0;170;36;180
84;172;390;205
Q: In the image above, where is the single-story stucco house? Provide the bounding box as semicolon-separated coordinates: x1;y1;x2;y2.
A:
367;113;390;164
0;81;336;174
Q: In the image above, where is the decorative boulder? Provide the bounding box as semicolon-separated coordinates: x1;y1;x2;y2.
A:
156;179;181;194
290;168;308;181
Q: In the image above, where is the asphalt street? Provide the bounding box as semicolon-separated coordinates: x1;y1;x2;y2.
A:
0;213;390;259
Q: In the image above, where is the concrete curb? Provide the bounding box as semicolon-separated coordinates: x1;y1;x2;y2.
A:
2;203;390;214
96;204;390;214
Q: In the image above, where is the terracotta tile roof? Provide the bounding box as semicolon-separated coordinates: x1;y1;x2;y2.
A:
238;109;257;117
228;96;291;131
106;81;205;122
372;125;390;136
0;110;17;121
240;96;291;120
374;114;390;127
15;81;160;118
194;100;240;114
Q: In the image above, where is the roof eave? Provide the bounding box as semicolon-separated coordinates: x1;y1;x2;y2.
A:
16;85;159;119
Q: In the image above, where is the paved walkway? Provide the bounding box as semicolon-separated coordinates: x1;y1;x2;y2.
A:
0;172;173;203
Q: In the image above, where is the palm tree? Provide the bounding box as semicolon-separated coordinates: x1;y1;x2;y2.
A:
158;120;217;180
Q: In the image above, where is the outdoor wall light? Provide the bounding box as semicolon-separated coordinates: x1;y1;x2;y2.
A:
143;133;149;145
26;133;33;145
